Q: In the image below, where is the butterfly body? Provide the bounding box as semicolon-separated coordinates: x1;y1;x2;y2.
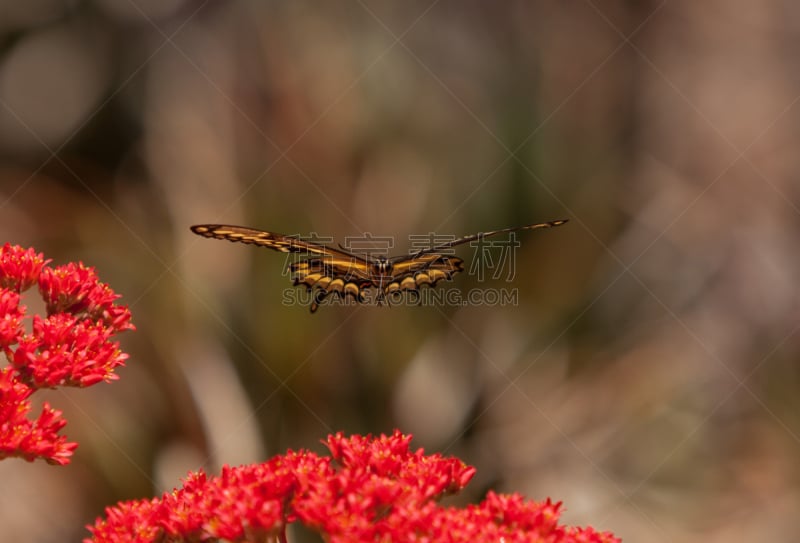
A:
191;219;566;313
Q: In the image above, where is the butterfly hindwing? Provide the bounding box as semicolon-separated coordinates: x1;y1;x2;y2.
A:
384;254;464;296
290;256;373;312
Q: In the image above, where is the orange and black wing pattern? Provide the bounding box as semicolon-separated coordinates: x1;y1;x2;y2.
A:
190;224;349;256
289;257;375;313
381;219;567;298
190;224;375;313
383;253;464;296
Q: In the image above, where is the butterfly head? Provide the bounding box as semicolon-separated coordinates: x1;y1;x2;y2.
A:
375;256;393;275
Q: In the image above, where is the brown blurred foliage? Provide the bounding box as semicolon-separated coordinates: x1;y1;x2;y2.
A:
1;1;800;541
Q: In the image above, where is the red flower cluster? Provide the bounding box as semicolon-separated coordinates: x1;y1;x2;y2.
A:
0;244;134;465
86;431;620;543
0;367;76;465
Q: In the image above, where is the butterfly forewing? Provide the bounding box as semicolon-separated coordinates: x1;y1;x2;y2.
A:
190;224;362;258
396;219;568;259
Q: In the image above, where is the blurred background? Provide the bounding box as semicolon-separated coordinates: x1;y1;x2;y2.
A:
1;1;799;541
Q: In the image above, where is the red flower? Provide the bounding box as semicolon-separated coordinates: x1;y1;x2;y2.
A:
0;244;134;465
89;498;162;543
86;432;621;543
11;314;128;388
38;262;134;331
292;430;478;540
0;288;25;349
0;243;48;292
0;368;77;465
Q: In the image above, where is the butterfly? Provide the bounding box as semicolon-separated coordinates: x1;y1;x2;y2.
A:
190;219;567;313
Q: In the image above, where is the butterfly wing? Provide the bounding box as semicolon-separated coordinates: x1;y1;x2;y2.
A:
393;219;568;260
290;256;376;312
191;224;376;313
191;224;360;257
381;219;566;298
383;253;464;296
